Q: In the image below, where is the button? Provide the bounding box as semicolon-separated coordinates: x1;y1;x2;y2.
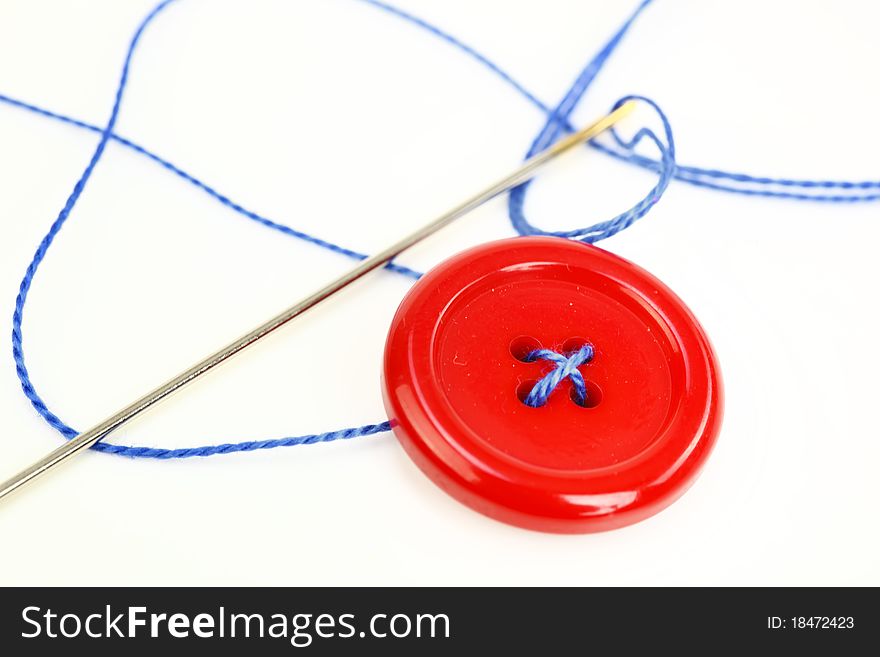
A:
382;237;722;533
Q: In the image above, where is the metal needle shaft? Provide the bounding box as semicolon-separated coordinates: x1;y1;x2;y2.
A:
0;101;634;502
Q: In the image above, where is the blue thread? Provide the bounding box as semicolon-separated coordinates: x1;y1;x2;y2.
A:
95;422;392;459
523;345;595;408
509;95;676;243
0;93;423;280
4;0;878;459
363;0;879;202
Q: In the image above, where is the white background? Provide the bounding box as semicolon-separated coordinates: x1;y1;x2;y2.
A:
0;0;877;586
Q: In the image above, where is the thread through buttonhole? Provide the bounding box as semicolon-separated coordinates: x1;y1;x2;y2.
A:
509;336;541;362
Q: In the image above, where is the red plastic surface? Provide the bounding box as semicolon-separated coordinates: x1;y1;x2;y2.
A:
382;237;723;533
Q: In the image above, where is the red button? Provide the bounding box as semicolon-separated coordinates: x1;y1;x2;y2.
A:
382;237;722;533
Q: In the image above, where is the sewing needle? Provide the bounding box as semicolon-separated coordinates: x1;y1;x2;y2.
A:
0;101;635;502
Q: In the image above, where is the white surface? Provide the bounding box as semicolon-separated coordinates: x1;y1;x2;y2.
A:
0;0;877;586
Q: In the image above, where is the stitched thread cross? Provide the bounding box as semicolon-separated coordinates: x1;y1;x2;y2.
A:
522;345;595;407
